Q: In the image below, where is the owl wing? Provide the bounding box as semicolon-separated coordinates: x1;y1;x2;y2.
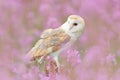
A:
27;28;70;61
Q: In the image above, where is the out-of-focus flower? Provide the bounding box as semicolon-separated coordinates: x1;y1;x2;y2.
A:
65;49;81;65
45;17;60;28
96;69;108;80
106;53;117;65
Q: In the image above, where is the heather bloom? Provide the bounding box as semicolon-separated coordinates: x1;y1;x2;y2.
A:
96;68;108;80
106;54;117;65
1;0;120;80
65;49;81;66
45;17;60;28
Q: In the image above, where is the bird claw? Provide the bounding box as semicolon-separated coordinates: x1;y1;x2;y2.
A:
55;63;64;73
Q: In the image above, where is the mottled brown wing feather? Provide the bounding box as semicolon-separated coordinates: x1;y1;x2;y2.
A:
28;28;70;61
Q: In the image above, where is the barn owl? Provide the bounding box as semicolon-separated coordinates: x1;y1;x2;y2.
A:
26;15;85;69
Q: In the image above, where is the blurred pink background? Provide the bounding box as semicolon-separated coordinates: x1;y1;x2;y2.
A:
0;0;120;80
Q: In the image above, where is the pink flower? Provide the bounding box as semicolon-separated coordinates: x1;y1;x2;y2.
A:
45;17;60;28
106;54;117;65
63;48;81;66
97;69;108;80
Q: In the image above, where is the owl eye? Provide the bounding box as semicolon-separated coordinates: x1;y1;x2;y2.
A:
73;23;78;26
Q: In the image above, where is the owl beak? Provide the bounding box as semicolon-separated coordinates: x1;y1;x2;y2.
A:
69;25;74;30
